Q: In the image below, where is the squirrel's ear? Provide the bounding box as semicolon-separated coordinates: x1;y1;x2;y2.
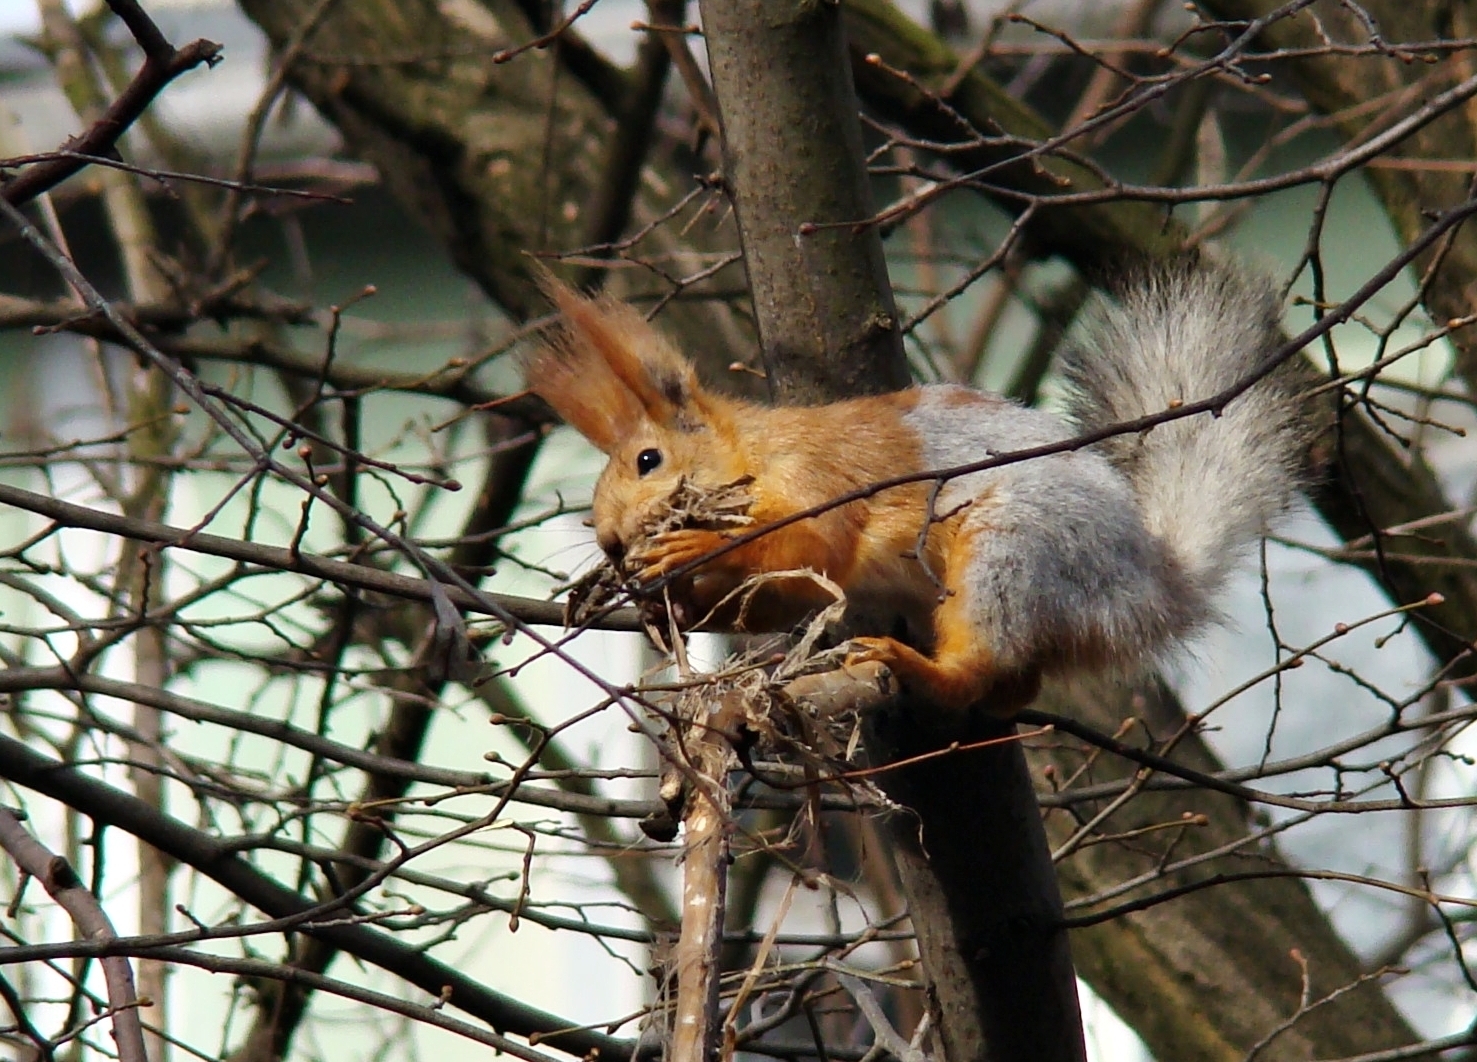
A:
530;274;705;434
523;330;645;454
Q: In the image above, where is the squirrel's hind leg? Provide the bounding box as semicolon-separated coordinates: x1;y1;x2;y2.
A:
845;587;1040;716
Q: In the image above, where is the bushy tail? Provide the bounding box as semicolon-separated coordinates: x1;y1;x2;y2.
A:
1061;261;1309;620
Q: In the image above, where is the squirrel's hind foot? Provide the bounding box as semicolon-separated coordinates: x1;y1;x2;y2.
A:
844;636;1040;718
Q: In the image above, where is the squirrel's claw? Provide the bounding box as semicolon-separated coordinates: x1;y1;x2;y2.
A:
845;634;967;707
844;636;1037;716
626;528;732;585
843;636;911;674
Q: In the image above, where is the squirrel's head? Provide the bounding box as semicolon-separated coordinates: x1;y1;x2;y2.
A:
525;278;748;566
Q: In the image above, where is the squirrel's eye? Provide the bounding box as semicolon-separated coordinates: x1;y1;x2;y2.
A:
636;448;663;476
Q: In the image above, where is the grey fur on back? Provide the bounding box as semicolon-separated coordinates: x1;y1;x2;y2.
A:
1061;263;1307;611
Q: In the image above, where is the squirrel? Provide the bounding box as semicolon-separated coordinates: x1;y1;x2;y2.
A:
526;262;1308;717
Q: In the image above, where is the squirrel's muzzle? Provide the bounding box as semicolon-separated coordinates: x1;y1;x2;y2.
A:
597;530;625;567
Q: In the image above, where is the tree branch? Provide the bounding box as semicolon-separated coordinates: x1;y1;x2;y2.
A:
0;735;635;1062
0;480;639;632
2;0;221;207
0;808;148;1062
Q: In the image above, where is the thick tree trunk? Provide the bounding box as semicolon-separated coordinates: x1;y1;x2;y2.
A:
699;0;910;401
697;4;1087;1060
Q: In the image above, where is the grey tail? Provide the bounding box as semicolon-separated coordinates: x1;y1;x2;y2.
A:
1060;261;1310;626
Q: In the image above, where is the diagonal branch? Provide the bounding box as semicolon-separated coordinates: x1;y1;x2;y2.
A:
3;0;221;207
0;808;148;1062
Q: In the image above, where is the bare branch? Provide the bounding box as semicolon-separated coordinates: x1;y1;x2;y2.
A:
0;809;148;1062
0;734;636;1062
2;1;221;206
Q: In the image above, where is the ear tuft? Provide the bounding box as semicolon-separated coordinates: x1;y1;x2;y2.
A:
521;273;643;452
526;272;705;442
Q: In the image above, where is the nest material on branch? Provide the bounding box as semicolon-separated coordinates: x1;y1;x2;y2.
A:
558;474;899;835
563;474;756;628
638;587;900;840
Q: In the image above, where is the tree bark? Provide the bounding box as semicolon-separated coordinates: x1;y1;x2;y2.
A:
871;712;1086;1062
699;0;910;401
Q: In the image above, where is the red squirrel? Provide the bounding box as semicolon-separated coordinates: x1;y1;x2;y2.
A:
527;264;1306;715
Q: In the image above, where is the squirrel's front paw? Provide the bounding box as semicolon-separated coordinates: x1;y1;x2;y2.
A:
626;528;731;585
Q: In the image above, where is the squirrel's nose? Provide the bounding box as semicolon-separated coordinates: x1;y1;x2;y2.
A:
598;531;625;567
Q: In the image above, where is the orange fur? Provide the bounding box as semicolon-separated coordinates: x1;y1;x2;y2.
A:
526;276;712;450
525;278;998;707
